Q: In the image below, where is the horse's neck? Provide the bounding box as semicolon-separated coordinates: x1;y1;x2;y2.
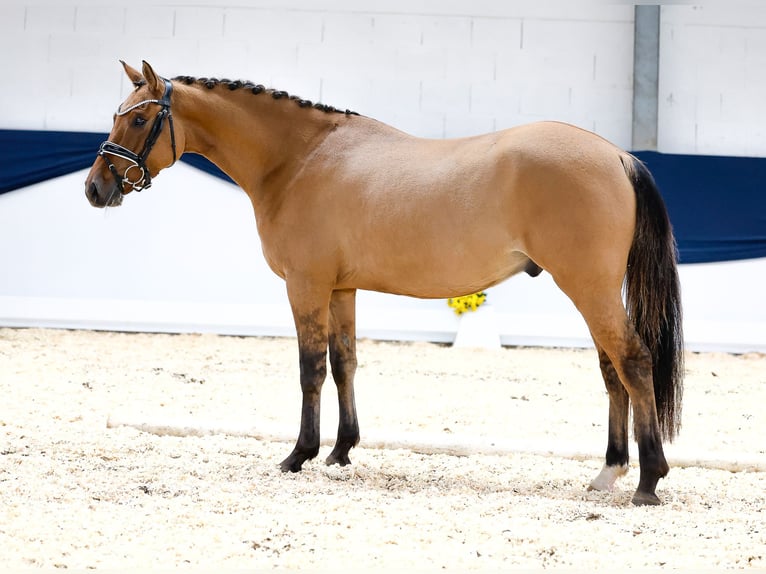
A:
176;85;335;197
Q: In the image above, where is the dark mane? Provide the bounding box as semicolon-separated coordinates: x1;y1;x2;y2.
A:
172;75;359;116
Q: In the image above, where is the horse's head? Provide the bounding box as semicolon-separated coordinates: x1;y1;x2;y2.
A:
85;61;179;207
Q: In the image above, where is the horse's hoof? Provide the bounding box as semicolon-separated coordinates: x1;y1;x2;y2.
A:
279;455;304;473
631;490;662;506
325;451;352;467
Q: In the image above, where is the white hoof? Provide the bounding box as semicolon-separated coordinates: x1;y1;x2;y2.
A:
588;463;629;492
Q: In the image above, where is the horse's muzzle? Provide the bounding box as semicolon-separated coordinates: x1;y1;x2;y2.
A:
85;179;123;208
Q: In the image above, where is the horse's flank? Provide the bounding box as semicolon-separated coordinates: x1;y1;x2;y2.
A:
169;78;635;300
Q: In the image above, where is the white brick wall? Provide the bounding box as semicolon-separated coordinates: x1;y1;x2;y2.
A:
659;5;766;156
4;2;765;155
0;1;633;148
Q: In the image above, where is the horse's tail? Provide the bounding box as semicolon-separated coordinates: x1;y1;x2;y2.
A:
621;154;684;442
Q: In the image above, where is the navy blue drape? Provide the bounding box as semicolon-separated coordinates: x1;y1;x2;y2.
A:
0;129;233;195
0;129;107;193
634;151;766;264
1;129;765;264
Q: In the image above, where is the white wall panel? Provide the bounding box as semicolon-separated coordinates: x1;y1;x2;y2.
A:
74;6;127;35
24;4;75;33
123;6;175;39
0;5;25;33
0;2;635;141
659;5;766;156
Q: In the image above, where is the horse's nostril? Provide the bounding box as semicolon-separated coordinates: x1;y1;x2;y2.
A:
87;182;99;203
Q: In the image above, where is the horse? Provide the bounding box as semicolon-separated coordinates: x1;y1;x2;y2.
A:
85;61;684;506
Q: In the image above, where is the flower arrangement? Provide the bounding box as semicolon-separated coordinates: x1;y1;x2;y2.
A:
447;292;487;315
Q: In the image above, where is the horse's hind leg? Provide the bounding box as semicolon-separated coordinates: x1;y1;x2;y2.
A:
566;286;669;505
588;345;630;492
592;310;668;505
326;289;360;466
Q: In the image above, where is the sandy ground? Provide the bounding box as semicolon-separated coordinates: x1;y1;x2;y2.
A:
1;327;765;570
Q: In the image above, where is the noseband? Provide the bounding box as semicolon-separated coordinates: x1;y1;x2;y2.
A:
98;78;177;193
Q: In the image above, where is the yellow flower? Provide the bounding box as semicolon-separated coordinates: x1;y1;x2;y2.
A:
447;292;487;315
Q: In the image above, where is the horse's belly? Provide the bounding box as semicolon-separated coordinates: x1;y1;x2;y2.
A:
349;246;530;299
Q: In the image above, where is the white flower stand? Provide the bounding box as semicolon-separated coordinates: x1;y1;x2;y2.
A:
452;303;502;349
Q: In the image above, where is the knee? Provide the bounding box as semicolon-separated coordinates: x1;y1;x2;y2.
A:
299;350;327;384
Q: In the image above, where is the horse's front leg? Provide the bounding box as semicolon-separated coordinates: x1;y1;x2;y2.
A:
326;289;360;466
280;283;332;473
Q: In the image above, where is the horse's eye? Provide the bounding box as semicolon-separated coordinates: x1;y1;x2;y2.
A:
133;116;147;127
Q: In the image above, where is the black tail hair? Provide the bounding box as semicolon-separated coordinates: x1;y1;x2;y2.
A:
622;154;684;441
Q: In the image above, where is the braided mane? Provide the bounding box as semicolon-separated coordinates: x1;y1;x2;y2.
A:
172;75;359;116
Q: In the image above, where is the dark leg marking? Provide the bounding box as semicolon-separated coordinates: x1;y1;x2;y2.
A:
615;329;669;506
280;309;328;473
589;345;631;492
599;346;630;468
326;289;360;466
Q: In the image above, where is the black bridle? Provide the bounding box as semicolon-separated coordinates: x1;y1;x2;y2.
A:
98;78;177;193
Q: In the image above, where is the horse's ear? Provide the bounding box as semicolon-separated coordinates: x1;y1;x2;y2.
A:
141;60;163;93
120;60;146;89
